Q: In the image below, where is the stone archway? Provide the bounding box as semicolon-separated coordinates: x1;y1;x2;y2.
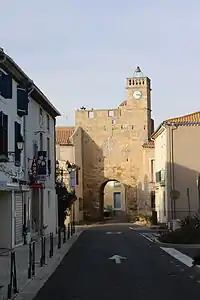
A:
99;180;126;221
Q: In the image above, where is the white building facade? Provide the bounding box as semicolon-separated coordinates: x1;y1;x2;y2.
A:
152;126;168;223
0;48;60;248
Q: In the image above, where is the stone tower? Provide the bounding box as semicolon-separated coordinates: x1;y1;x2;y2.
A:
75;67;154;220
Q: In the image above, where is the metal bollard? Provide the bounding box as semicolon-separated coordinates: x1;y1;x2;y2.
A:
32;241;35;276
63;226;66;244
40;237;44;267
73;221;76;234
58;227;61;249
28;243;32;278
67;223;70;240
8;250;18;299
49;233;54;258
51;233;54;256
43;236;46;265
70;222;73;236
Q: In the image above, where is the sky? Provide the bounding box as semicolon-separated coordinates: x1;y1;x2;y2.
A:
1;0;200;128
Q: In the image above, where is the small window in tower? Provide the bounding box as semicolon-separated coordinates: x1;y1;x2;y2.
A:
129;79;131;85
112;119;116;125
88;111;94;118
108;110;114;117
132;80;135;85
136;81;138;85
143;80;145;84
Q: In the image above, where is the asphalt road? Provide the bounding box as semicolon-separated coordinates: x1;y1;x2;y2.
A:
33;224;200;299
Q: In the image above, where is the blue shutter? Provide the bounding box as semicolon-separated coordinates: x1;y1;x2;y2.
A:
17;87;28;117
0;73;12;99
0;112;3;155
70;170;76;189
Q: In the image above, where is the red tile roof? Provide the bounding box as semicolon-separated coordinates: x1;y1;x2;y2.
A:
164;111;200;124
56;127;75;145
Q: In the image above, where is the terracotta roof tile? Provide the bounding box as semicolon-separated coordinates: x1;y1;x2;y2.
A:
164;111;200;124
56;127;75;145
142;140;154;148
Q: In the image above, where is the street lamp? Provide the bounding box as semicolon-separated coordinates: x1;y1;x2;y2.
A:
65;161;77;234
16;135;24;151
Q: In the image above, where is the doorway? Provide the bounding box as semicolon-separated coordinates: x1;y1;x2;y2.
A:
113;192;121;210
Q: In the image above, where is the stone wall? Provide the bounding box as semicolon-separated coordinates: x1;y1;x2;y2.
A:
75;75;155;220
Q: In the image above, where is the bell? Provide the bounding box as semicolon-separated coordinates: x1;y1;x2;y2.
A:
135;66;141;73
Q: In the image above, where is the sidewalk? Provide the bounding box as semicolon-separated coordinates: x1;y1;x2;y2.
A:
0;226;86;300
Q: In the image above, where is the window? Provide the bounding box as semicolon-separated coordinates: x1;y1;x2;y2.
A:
151;191;155;210
47;114;50;131
47;191;50;208
47;137;51;175
33;141;38;158
112;119;116;125
47;137;50;159
108;110;114;117
15;122;21;166
88;111;94;118
39;108;43;126
0;112;8;157
150;159;155;182
17;87;28;117
0;72;12;99
39;133;43;150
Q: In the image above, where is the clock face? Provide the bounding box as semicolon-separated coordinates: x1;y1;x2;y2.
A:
133;90;142;100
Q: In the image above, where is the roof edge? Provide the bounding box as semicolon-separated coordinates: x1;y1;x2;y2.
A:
0;48;61;117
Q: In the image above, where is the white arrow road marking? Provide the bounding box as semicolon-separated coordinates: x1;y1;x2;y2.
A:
105;232;122;235
109;255;127;264
129;227;134;230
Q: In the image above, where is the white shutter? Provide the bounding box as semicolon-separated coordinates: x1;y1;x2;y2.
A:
15;193;23;245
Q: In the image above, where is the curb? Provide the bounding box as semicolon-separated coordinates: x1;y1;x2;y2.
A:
153;236;200;248
2;227;87;300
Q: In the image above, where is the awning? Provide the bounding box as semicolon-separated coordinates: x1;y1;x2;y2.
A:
0;181;30;191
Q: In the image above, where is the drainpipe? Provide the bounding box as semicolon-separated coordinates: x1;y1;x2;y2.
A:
22;84;34;243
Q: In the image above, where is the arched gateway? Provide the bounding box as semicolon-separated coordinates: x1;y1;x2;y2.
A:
75;68;155;221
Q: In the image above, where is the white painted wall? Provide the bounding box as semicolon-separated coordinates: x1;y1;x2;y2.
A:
0;75;25;183
154;128;168;222
0;73;26;248
25;97;57;235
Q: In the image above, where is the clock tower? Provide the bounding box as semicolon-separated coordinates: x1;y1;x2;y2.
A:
121;66;152;140
125;66;151;110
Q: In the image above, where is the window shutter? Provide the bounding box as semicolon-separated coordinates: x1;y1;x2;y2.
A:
0;112;8;157
70;170;76;189
15;122;21;165
3;114;8;155
17;87;28;117
0;111;3;155
0;73;12;99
